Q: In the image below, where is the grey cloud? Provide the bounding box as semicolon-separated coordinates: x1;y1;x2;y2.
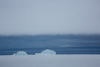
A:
0;0;100;35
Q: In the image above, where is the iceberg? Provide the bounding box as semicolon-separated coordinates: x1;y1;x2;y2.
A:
13;51;28;56
35;49;56;55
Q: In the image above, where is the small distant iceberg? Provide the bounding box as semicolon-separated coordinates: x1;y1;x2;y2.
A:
35;49;56;55
13;51;28;56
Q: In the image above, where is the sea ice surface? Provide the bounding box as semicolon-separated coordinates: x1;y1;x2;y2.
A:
35;49;56;55
13;51;28;55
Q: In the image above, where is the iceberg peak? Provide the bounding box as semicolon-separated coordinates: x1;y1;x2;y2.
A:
13;51;28;56
35;49;56;55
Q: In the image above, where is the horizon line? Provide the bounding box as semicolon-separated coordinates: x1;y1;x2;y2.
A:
0;33;100;36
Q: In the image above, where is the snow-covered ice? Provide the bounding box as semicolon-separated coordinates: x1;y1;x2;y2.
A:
0;55;100;67
0;50;100;67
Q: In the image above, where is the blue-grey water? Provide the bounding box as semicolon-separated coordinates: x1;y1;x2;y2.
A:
0;35;100;55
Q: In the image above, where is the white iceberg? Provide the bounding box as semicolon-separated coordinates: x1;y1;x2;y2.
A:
35;49;56;55
13;51;28;56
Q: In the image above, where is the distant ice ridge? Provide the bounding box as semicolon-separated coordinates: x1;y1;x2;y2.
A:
13;49;56;55
13;51;28;56
35;49;56;55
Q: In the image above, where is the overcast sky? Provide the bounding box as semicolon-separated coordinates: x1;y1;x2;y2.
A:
0;0;100;35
